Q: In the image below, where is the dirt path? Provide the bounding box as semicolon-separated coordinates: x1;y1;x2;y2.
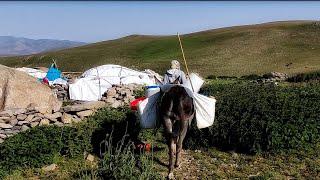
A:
156;149;213;180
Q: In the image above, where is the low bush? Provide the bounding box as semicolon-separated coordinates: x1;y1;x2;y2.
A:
0;125;90;178
287;71;320;82
98;131;160;180
240;74;262;80
206;75;217;80
133;87;145;98
0;107;140;178
186;81;320;153
217;75;238;79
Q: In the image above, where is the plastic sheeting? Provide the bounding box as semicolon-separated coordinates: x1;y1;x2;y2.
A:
16;67;67;86
49;78;68;86
16;67;47;79
192;93;216;129
69;64;157;101
184;73;204;93
138;92;160;128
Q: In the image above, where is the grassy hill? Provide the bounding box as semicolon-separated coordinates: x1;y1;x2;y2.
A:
1;20;320;77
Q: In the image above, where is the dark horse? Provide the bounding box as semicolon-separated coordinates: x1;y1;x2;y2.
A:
159;85;195;179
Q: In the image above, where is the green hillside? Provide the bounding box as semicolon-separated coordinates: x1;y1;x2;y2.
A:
1;21;320;76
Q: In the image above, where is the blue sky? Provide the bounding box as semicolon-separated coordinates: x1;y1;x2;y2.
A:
0;1;319;42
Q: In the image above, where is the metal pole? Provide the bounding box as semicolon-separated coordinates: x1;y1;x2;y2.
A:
177;33;195;92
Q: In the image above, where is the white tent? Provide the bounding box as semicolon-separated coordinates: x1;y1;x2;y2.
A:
69;64;157;101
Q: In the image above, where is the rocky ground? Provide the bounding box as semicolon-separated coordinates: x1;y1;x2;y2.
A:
51;84;69;101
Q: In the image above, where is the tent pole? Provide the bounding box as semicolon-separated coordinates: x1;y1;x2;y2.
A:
177;33;195;92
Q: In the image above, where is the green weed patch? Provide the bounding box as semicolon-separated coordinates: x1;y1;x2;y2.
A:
187;81;320;153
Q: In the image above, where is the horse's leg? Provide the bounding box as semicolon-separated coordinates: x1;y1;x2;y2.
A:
172;121;181;156
163;117;175;179
175;119;188;168
168;137;176;179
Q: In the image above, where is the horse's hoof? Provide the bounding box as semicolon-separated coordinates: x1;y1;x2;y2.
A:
167;172;174;180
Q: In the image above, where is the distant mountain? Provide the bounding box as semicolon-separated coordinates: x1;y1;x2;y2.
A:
0;36;86;56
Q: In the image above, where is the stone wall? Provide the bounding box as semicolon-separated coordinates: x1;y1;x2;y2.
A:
101;84;143;108
0;101;106;143
0;83;145;143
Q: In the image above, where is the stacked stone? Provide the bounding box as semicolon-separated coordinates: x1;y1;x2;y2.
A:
253;72;288;84
101;84;143;108
0;101;106;143
263;72;288;81
51;84;69;101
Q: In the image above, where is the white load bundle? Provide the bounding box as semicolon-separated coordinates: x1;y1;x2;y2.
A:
138;92;160;128
184;73;204;93
193;94;216;129
181;84;216;129
139;84;216;129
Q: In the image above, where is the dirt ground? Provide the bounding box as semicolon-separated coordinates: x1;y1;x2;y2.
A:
153;146;320;179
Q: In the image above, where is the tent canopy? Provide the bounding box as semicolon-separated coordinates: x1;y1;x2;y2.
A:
46;63;62;81
69;64;158;101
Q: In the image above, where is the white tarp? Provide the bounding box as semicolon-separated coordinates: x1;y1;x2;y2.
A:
16;67;47;79
49;78;68;86
69;64;157;101
184;73;205;93
138;92;160;128
16;67;68;86
192;93;216;129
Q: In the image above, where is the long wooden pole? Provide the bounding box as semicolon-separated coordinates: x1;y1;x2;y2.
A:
177;33;195;92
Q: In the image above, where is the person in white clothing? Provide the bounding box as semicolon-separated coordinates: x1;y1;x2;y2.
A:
163;60;187;85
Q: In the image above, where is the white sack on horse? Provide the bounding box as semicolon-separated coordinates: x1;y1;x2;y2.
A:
138;91;160;128
138;73;216;129
184;73;204;93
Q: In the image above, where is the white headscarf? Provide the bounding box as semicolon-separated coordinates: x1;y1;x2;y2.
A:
171;60;180;69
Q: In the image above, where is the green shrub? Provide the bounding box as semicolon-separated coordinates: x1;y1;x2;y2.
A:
133;87;145;98
0;107;138;178
186;81;320;153
287;71;320;82
88;107;141;154
0;125;92;178
217;75;238;79
199;79;240;96
98;131;160;180
241;74;262;80
206;75;217;80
